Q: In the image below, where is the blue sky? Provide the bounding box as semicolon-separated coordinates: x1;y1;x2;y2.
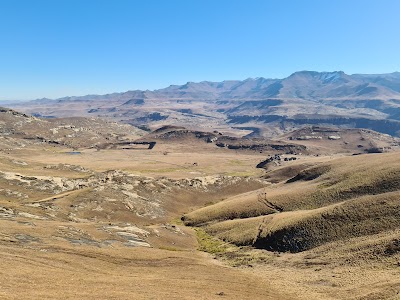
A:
1;0;399;100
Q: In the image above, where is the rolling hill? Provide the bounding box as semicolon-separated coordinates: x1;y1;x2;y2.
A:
183;152;400;252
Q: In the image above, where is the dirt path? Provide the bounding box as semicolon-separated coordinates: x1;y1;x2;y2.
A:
30;189;87;203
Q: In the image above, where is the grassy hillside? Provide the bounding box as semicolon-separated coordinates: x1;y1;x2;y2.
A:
183;152;400;252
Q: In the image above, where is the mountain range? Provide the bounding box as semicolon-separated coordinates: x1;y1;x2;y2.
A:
9;70;400;137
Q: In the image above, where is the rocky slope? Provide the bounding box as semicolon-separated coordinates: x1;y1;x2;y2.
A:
0;107;145;149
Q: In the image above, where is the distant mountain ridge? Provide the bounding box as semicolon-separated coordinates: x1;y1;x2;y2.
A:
22;70;400;103
10;70;400;138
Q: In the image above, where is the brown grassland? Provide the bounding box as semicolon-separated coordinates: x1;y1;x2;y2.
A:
0;111;400;299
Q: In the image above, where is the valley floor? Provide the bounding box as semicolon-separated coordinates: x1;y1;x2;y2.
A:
1;134;400;299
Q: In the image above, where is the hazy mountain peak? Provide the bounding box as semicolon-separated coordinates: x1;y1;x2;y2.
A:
289;70;345;78
318;71;347;83
11;70;400;105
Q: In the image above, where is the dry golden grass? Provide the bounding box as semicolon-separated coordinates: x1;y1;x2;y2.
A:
2;113;400;300
182;190;276;226
0;136;296;299
10;143;266;180
180;159;400;296
185;152;400;228
245;228;400;300
0;242;295;300
254;191;400;252
204;216;266;245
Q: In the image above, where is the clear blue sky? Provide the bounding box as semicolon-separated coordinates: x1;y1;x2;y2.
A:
1;0;399;100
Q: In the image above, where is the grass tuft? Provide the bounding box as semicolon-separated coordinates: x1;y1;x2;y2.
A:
195;228;228;254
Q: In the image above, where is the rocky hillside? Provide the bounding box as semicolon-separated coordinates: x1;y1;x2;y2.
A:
0;107;144;149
